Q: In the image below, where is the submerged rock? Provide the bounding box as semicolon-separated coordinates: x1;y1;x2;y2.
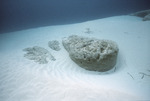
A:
23;46;55;64
62;35;119;72
130;9;150;21
143;14;150;21
48;40;61;51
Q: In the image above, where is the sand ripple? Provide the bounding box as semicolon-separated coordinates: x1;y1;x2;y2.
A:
0;50;140;101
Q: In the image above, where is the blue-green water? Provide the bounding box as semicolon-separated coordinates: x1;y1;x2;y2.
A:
0;0;150;33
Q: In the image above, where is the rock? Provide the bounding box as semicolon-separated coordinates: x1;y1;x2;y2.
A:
130;9;150;21
48;40;61;51
62;35;119;72
23;46;55;64
143;14;150;21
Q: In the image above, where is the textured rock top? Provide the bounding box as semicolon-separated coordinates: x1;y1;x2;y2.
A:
63;35;118;61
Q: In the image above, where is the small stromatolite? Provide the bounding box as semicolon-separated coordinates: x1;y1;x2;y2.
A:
48;40;61;51
23;46;55;64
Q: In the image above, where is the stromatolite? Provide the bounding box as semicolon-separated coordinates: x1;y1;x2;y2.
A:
48;40;61;51
23;46;55;64
62;35;119;72
130;9;150;21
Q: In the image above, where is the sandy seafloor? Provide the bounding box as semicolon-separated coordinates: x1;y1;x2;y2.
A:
0;15;150;101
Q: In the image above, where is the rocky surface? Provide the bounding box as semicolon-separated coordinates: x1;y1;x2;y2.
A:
62;35;119;72
130;9;150;21
48;40;61;51
23;46;55;64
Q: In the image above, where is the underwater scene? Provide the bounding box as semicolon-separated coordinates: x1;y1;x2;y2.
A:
0;0;150;101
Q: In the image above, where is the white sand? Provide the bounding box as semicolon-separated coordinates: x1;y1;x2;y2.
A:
0;15;150;101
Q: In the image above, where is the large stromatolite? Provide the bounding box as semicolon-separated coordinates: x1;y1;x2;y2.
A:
130;9;150;21
23;46;55;64
62;35;119;72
